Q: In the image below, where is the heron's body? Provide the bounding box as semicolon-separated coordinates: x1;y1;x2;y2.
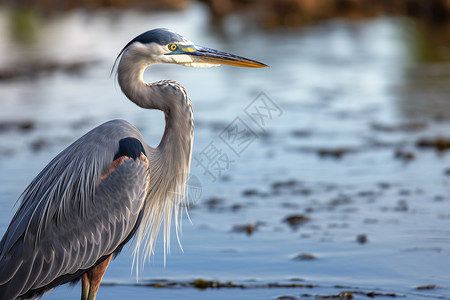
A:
0;28;266;300
0;120;149;299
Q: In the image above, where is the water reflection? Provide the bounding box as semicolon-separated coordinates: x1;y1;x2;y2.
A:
392;19;450;120
8;8;42;44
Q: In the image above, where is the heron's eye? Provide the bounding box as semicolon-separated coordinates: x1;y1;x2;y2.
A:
169;44;178;51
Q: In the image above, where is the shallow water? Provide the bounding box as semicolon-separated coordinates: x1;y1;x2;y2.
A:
1;3;450;299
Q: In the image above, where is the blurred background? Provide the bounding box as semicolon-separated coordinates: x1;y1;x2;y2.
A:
1;0;450;299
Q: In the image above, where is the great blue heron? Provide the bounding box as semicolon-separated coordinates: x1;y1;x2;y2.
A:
0;28;266;300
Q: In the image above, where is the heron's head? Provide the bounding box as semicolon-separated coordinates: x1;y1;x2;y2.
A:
116;28;268;68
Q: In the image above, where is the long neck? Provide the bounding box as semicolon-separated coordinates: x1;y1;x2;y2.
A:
117;51;194;154
117;51;194;263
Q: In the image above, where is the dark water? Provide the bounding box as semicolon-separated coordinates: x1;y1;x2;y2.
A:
1;4;450;299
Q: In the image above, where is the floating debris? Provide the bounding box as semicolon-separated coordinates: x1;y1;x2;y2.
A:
291;129;312;138
394;200;409;212
434;194;445;201
305;292;354;299
357;190;377;197
416;137;450;152
328;196;352;207
394;149;415;163
190;279;234;290
272;179;300;190
333;285;354;289
230;203;243;212
242;189;260;197
317;148;356;159
232;221;263;236
363;291;400;297
277;296;297;300
304;290;401;298
292;188;312;196
402;247;442;252
204;197;224;210
30;138;49;152
0;120;35;132
115;278;318;290
283;215;311;229
416;284;439;290
371;122;427;133
356;234;368;244
293;253;316;261
377;182;391;189
269;283;316;288
281;202;300;209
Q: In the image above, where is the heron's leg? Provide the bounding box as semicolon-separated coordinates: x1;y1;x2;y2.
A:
85;255;112;300
81;274;89;300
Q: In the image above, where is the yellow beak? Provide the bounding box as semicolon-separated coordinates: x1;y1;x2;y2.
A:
181;45;268;68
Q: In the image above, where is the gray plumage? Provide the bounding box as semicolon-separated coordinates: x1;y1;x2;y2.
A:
0;28;266;300
0;121;154;299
